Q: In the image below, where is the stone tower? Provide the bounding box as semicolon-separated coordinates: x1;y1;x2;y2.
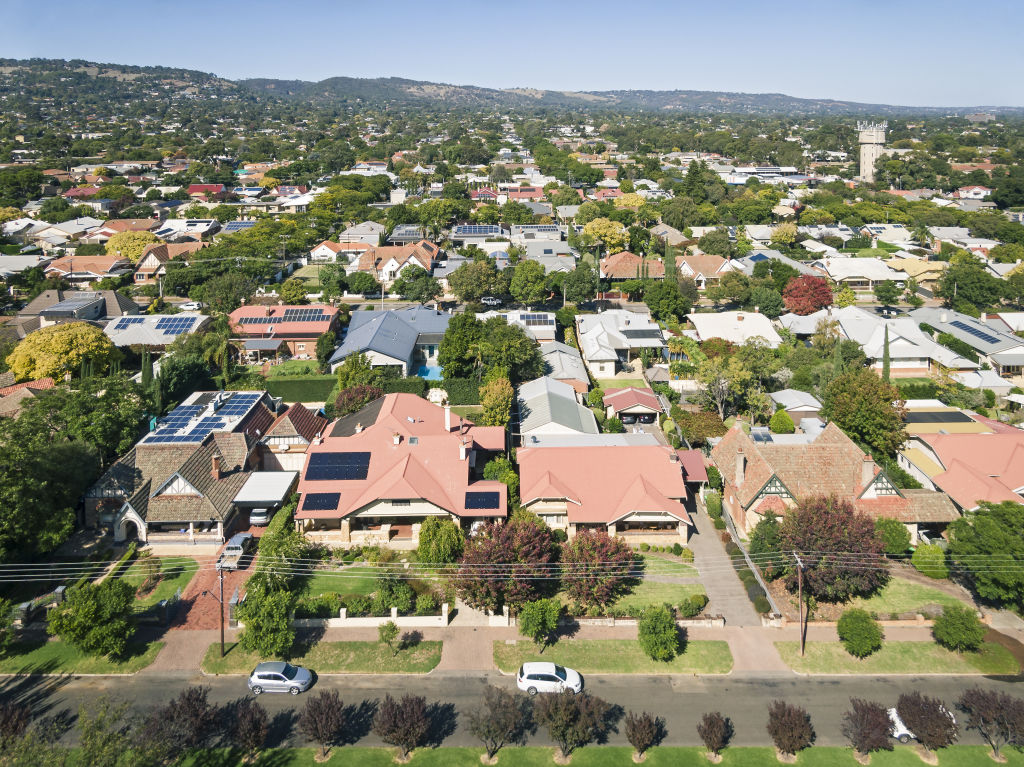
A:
857;121;887;182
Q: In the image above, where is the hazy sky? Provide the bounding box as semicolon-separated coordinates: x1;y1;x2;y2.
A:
3;0;1022;106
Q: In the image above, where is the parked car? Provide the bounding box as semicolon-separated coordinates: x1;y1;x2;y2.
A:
638;413;657;424
248;661;314;695
179;301;204;311
248;509;271;526
480;296;503;306
620;414;638;424
516;662;584;696
216;532;255;571
888;706;956;744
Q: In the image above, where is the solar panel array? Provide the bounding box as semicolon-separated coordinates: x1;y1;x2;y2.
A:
522;313;555;327
143;392;264;444
282;308;327;322
302;492;341;511
156;316;196;336
113;316;145;330
950;320;999;345
454;225;502;235
465;491;500;510
215;392;262;417
306;452;371;481
238;316;276;325
518;225;559;232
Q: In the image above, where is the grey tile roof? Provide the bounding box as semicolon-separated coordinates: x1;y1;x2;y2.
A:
330;307;452;366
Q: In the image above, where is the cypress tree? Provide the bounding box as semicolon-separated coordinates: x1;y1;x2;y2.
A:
882;325;891;382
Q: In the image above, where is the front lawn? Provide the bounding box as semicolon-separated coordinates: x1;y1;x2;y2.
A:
493;639;733;674
298;570;380;599
848;577;967;616
776;640;1019;675
122;557;199;608
609;580;705;616
597;378;647;390
202;640;442;675
0;638;163;675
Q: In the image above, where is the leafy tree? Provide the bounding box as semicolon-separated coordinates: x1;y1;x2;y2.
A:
782;275;833;315
439;313;485;380
563;263;598;303
7;322;122;381
697;230;732;257
334;384;383;417
644;279;691;321
956;687;1024;760
299;690;348;761
449;260;500;303
236;586;295;656
841;698;893;755
837;608;883;658
48;579;136;657
937;261;1005;310
768;409;794;434
708;271;751;306
479;376;514;427
457;517;556;611
948;501;1024;612
510;260;547;305
316;330;337;372
696;356;751;420
334;352;381;389
467;686;533;760
911;543;949;578
190;272;257;313
779;495;889;602
534;691;614;760
625;711;666;760
932;603;986;653
770;222;798;246
156;685;220;754
638;604;679;661
604;416;625;433
344;271;380;295
582;218;628;252
766;700;814;756
835;285;857;308
749;512;782;579
873;280;902;306
378;620;400;656
416;517;464;564
560;529;636;609
391;265;441;303
373;694;431;760
823;369;906;457
230;698;269;761
697;712;732;756
104;230;159;263
278;277;309;304
896;691;958;754
674;410;728;446
750;285;785;319
518;598;561;652
477;318;544;383
874;517;911;556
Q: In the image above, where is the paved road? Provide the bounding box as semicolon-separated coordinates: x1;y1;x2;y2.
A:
9;670;1021;748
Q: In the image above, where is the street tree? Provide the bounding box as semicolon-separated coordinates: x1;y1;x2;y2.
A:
766;700;814;756
956;687;1024;760
378;620;400;656
299;690;348;761
467;685;533;761
157;686;220;753
948;500;1024;612
449;260;500;303
373;694;431;760
896;692;958;754
534;691;615;761
625;711;666;760
783;275;833;315
230;698;269;761
697;712;732;757
841;698;893;755
518;598;561;652
873;280;902;306
932;603;986;653
47;579;136;658
236;586;295;656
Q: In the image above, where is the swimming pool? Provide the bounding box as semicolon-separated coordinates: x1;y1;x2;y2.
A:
415;365;443;381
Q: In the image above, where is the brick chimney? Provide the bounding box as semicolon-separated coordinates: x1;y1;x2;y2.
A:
862;453;874;487
211;455;222;480
735;448;745;487
393;433;401;445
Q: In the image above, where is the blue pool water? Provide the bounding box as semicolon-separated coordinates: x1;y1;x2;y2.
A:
416;365;443;381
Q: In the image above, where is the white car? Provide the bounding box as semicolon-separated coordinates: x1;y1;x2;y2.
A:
888;706;956;744
480;296;503;306
179;301;204;311
516;662;583;696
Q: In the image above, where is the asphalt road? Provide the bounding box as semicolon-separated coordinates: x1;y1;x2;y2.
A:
8;670;1022;748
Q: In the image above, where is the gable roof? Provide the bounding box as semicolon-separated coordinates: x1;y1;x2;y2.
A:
687;311;782;348
518;377;599;435
330;306;451;366
676;254;729;279
265;403;327;442
600;251;665;280
603;386;660;413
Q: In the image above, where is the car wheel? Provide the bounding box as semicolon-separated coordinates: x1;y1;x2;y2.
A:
898;734;910;744
527;686;538;696
289;687;300;695
251;686;262;696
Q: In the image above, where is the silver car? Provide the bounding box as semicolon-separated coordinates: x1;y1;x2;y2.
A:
247;661;314;695
516;662;584;695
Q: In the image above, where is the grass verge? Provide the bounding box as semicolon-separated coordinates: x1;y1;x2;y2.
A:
848;577;966;616
0;639;163;675
493;639;732;675
202;640;442;675
776;640;1019;675
596;379;646;390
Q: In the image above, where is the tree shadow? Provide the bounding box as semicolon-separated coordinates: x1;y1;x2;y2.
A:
339;699;378;746
423;701;458;748
0;659;75;723
677;625;689;655
555;617;581;640
400;630;422;650
593;701;624;745
265;710;298;749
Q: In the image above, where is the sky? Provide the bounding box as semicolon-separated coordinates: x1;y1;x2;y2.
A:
3;0;1023;107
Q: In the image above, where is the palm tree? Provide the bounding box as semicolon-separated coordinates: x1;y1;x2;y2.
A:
201;330;233;387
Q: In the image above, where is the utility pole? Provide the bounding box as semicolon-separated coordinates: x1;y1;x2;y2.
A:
202;568;226;657
793;552;806;657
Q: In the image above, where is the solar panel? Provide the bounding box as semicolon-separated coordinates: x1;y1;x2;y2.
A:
950;320;999;345
156;316;195;336
282;308;327;321
238;316;276;325
113;317;145;330
465;491;500;510
306;452;371;481
302;493;341;511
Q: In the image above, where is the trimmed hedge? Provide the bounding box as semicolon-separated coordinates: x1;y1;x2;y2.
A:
937;333;980;364
383;377;428;397
264;375;337;403
441;377;480;405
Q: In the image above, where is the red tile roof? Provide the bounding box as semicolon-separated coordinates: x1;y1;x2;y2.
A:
229;304;340;339
603;387;660;413
600;251;665;280
0;378;55;397
918;432;1024;509
266;403;327;443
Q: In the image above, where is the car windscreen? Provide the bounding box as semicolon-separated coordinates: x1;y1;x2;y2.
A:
283;664;299;680
554;665;567;681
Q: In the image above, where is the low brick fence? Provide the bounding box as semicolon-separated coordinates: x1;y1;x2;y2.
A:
290;602;450;629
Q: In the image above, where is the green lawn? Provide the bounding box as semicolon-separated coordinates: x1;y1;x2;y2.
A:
848;577;967;616
0;639;163;675
597;379;647;390
201;640;442;675
777;640;1019;675
609;580;705;616
494;639;733;674
290;264;324;289
122;557;199;608
298;570;380;599
641;553;699;578
450;405;483;419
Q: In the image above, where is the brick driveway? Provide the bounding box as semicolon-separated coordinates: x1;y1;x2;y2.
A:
170;528;263;630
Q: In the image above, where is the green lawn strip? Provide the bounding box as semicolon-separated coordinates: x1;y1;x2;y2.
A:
264;376;337;403
611;581;705;615
202;640;442;675
493;639;733;674
776;640;1019;675
597;379;646;390
848;578;966;615
299;570;380;599
121;557;200;608
0;639;163;674
640;554;699;578
450;405;483;419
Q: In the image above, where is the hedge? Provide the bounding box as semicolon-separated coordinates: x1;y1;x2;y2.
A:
264;375;337;403
936;332;980;364
441;377;480;405
895;380;937;399
382;377;428;397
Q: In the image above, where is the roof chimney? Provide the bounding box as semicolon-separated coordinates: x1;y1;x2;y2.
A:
862;453;875;487
211;454;222;480
735;448;745;487
444;404;452;432
737;314;744;321
669;451;679;463
459;439;469;461
393;433;401;445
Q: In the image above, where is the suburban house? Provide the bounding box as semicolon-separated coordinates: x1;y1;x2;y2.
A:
711;423;959;540
134;242;209;284
650;223;688;247
308;240;373;264
450;224;507;246
260;403;328;472
539;341;590;394
354;240;441;285
476;310;557;342
517;445;704;543
523;241;577;274
517;377;599;440
810;257;908;293
294;394;508;548
81;218;159;245
901;400;1003;438
600;251;665;281
768;389;823;422
336;221;385;244
886;257;947;294
861;223;913;246
735;249;819;278
909;307;1024;381
675;254;739;289
104;314;210;348
0;376;55;419
152;218;220;242
86;391;280;544
510;224;562;244
686;311;782;349
329;306;451;376
187;183;226;200
229;304;341;359
386;225;427;245
44;254;131;286
603;386;661;421
21;289;139;330
577;310;666;377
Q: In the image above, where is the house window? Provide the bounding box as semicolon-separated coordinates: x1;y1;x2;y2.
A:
390;500;411;507
297;344;305;350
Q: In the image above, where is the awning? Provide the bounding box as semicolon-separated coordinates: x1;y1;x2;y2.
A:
244;338;285;351
234;471;298;506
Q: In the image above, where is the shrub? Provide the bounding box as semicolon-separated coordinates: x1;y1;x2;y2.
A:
932;603;986;653
672;543;683;556
294;593;341;619
875;518;911;557
678;593;709;618
441;377;480;405
639;542;650;552
705;492;723;519
697;711;732;756
416;517;465;564
535;692;614;759
638;605;679;661
345;595;371;616
47;579;136;658
706;466;723;491
753;596;772;614
769;409;795;434
625;711;665;758
378;621;400;656
415;592;439;616
382;377;428;396
766;700;814;755
679;548;695;562
334;385;384;416
713;518;726;530
841;698;894;755
837;609;883;658
912;543;949;579
896;691;958;753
